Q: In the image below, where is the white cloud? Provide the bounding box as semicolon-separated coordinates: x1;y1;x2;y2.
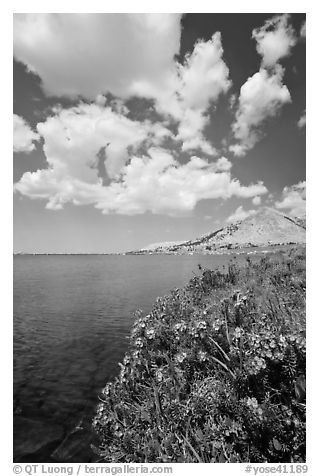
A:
252;14;297;68
275;181;306;217
148;32;231;155
13;14;273;217
33;102;172;179
177;33;231;152
14;145;267;216
226;206;257;223
228;14;296;156
252;195;261;206
229;67;291;156
297;110;306;128
13;114;40;153
175;109;216;155
13;13;182;100
300;21;306;39
14;15;231;156
215;156;232;171
229;94;237;110
178;33;231;110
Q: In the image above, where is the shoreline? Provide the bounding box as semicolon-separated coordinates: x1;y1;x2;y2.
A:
93;246;306;463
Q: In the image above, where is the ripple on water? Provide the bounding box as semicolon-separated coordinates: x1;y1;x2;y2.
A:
14;252;257;461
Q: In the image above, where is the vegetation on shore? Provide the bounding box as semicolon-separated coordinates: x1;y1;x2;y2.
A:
93;247;306;463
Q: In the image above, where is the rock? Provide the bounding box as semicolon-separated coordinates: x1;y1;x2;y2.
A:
14;416;64;460
51;426;95;462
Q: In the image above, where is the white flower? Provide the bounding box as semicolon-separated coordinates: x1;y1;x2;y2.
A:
247;397;258;409
173;321;187;332
175;352;187;363
146;328;156;339
234;327;243;339
196;320;207;330
156;369;164;382
198;350;208;362
135;338;144;348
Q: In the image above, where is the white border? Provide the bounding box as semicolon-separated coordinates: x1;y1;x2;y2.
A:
3;3;317;474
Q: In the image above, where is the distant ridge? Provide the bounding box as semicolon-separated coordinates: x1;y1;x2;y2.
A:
132;208;305;254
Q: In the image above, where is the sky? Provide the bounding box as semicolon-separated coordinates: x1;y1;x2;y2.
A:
13;13;306;254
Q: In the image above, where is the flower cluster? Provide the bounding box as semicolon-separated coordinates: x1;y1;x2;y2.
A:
93;247;306;463
197;350;208;362
246;397;263;419
245;355;267;375
175;351;188;364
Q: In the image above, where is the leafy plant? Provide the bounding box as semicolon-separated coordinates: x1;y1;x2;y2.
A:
93;247;306;463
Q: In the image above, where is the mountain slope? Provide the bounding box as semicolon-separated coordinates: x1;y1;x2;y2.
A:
137;208;305;254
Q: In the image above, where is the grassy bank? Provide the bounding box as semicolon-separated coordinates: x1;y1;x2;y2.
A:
93;247;306;463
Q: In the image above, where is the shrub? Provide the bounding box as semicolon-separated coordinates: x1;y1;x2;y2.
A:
93;248;306;463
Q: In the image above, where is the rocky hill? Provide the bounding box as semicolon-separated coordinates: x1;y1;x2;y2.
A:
132;208;306;254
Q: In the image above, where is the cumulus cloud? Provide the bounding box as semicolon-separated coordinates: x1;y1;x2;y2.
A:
297;110;306;128
13;114;40;153
215;156;232;171
133;32;231;155
228;14;295;156
33;102;172;179
252;14;297;68
300;21;306;39
275;181;306;217
14;145;267;216
229;66;291;156
178;33;231;110
226;205;257;223
14;15;231;156
175;109;216;155
172;33;231;154
13;13;182;100
252;195;262;206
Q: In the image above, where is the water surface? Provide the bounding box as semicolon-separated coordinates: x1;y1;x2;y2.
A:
13;252;268;461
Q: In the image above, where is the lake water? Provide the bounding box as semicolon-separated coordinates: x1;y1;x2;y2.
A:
13;252;270;462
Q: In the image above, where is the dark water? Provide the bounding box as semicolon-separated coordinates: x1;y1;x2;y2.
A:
13;252;266;462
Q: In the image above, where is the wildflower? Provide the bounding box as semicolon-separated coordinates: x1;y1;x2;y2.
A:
257;356;266;368
247;397;258;409
196;320;207;330
234;327;243;339
198;350;208;362
279;335;287;346
155;369;164;382
102;384;111;397
135;338;144;348
189;327;199;338
175;352;187;363
96;403;104;414
145;328;156;339
246;356;266;375
173;321;187;332
274;351;284;360
132;350;141;359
